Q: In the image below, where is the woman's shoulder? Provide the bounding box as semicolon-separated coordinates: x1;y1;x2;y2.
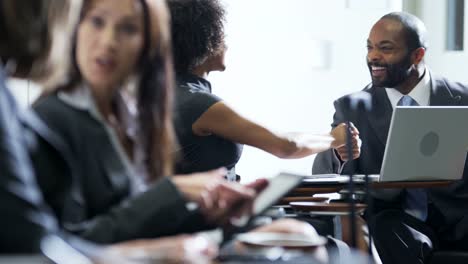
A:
34;92;62;108
175;88;221;122
33;91;95;133
34;93;66;116
34;93;77;120
178;86;220;104
175;81;221;112
176;75;221;99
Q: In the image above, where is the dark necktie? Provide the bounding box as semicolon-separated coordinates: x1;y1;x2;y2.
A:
397;95;428;221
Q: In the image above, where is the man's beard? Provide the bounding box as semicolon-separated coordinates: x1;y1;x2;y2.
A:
368;53;413;88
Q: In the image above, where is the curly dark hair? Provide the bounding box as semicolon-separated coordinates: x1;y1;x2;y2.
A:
167;0;226;74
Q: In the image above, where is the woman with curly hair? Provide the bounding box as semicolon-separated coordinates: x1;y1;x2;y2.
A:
169;0;360;180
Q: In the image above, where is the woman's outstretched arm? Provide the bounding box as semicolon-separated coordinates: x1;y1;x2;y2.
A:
192;101;360;159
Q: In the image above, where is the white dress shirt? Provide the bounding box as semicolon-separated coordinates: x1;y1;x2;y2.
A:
385;68;431;108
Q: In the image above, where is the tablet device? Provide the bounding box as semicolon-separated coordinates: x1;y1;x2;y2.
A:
228;173;304;227
252;172;304;215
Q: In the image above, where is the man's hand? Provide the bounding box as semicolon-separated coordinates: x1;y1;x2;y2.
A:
335;135;361;161
330;122;360;148
331;123;361;161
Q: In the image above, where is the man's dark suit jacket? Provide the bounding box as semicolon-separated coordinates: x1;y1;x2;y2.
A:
30;93;210;244
313;73;468;245
0;67;98;256
0;68;59;253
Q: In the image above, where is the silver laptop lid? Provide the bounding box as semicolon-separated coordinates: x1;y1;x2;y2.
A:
380;106;468;182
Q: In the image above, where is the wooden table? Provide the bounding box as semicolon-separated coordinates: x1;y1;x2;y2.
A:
283;178;455;252
289;179;454;196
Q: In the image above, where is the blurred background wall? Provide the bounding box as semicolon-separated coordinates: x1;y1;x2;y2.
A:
210;0;402;182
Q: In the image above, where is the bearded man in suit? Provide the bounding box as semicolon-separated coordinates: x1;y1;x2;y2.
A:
313;12;468;264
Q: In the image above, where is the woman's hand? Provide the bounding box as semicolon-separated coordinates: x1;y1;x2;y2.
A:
172;169;258;225
248;219;328;263
250;218;319;237
103;234;217;263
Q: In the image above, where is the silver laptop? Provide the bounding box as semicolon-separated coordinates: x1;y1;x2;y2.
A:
380;106;468;182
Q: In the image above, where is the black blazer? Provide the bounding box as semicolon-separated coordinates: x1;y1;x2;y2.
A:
31;93;209;244
313;73;468;244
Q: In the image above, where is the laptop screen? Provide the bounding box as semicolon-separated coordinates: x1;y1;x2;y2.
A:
380;106;468;182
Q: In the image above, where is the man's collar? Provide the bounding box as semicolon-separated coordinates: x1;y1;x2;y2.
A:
385;67;431;107
407;68;431;105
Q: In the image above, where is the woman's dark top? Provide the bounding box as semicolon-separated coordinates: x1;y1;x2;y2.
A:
173;74;243;178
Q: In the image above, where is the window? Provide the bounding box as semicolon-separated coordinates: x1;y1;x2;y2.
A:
447;0;465;51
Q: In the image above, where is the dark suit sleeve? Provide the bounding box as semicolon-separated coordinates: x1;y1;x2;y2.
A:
0;84;59;253
68;178;210;244
312;99;347;174
0;84;100;257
